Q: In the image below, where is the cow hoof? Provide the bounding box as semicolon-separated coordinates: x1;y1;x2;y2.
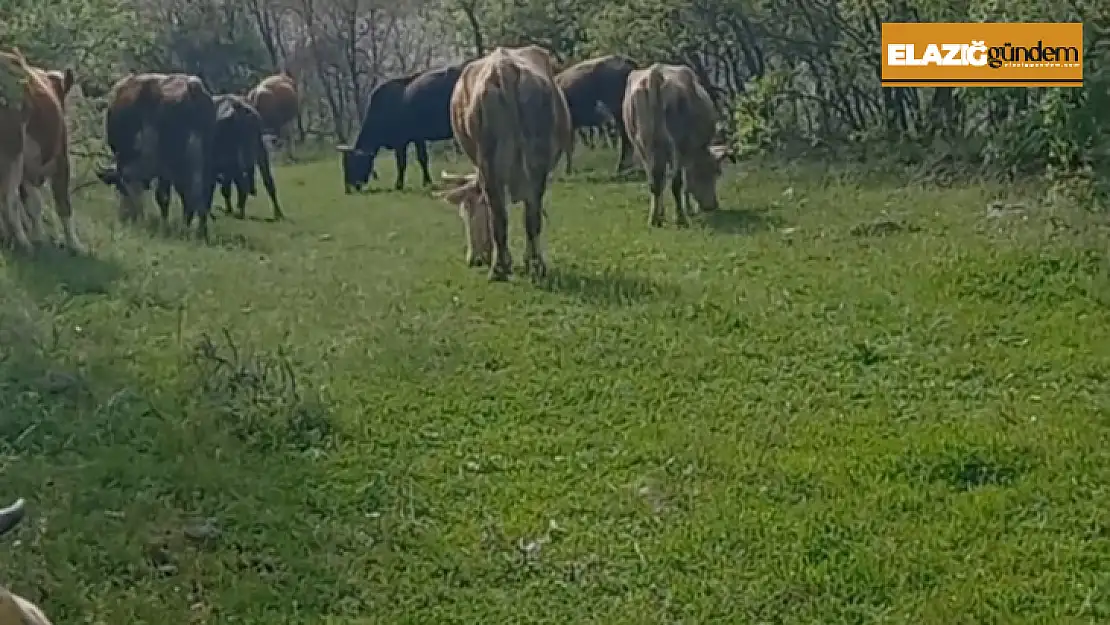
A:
676;219;690;228
488;266;510;282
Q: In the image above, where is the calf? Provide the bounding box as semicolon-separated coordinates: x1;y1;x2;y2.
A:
337;63;463;193
246;73;299;159
435;45;571;281
555;54;636;174
0;498;53;625
95;72;217;240
623;63;730;227
0;49;82;253
212;94;282;220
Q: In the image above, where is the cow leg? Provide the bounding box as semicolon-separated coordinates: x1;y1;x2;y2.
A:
615;118;635;172
255;144;283;220
648;164;667;228
20;184;47;247
234;173;249;220
523;185;548;280
415;141;433;187
155;178;172;228
486;179;511;281
47;155;83;253
670;170;689;227
393;145;408;190
121;179;148;225
564;133;576;175
1;155;32;253
220;181;234;215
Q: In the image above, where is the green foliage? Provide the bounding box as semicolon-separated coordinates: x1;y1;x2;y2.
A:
732;70;792;156
0;0;155;87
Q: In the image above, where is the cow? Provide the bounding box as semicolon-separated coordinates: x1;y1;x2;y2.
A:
555;54;636;174
0;49;82;254
94;72;217;240
212;94;282;220
336;63;464;193
434;45;571;281
623;63;732;228
246;73;299;159
0;498;53;625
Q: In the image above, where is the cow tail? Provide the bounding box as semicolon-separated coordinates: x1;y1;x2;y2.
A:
493;57;524;197
645;64;669;168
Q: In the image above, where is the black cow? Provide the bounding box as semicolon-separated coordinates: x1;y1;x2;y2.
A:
95;72;217;240
336;63;465;193
212;94;282;220
555;54;637;174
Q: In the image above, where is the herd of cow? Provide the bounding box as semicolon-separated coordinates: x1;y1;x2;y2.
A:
0;44;738;623
0;43;733;284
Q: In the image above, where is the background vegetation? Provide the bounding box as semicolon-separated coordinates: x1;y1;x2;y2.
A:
1;0;1108;205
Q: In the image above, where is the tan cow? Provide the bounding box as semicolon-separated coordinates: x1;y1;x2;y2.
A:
622;63;731;227
434;45;572;281
0;498;53;625
0;49;81;253
247;73;299;159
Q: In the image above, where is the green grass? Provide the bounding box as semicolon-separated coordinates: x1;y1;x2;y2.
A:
2;148;1110;624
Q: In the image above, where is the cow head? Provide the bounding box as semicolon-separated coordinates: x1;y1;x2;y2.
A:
685;144;734;212
95;161;150;222
434;170;492;267
336;144;375;193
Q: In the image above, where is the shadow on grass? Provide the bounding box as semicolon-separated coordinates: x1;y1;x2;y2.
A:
574;168;645;184
134;216;274;254
697;208;784;235
538;262;678;306
4;244;126;300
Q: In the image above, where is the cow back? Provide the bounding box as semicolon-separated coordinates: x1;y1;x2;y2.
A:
105;73;217;181
555;54;636;127
354;64;462;151
247;74;297;131
453;46;569;203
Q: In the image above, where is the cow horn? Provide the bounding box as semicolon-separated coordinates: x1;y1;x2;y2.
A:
336;144;352;152
0;498;25;537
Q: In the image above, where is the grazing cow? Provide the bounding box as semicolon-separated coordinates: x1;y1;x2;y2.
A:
212;94;282;220
623;63;732;227
434;45;571;281
246;73;299;159
95;73;217;240
336;63;464;193
555;54;636;174
0;50;82;254
0;498;53;625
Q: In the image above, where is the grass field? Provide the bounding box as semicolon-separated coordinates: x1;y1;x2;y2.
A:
1;148;1109;624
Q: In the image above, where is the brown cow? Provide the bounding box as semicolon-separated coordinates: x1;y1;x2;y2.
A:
555;54;636;174
434;45;572;281
623;63;731;227
247;73;299;159
0;498;53;625
94;73;218;240
0;49;81;253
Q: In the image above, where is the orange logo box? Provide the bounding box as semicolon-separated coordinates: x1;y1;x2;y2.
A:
881;22;1083;87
